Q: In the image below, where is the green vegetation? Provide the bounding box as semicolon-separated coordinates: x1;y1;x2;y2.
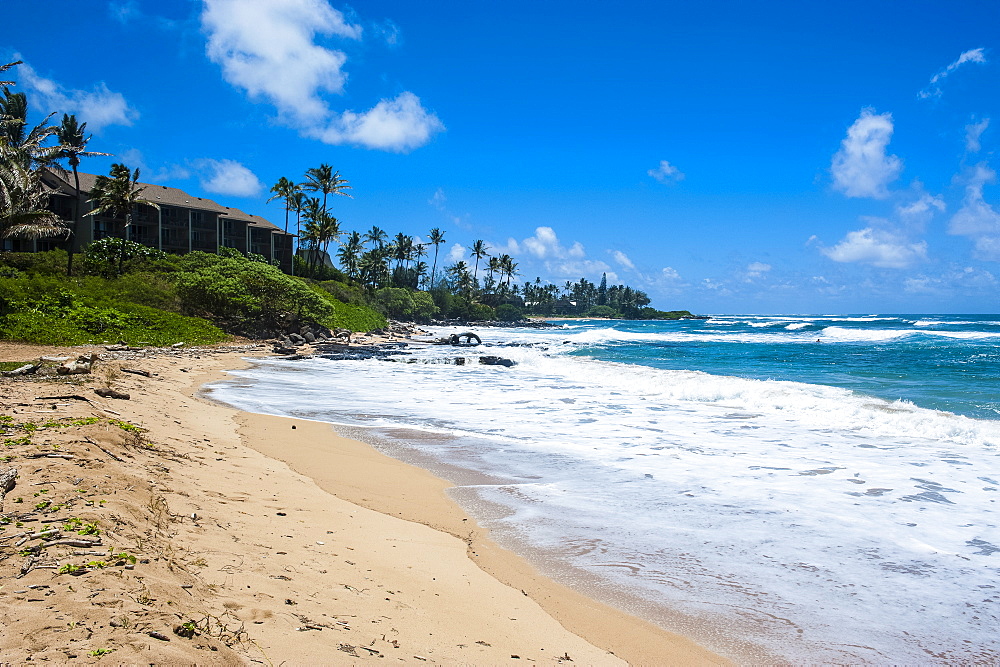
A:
2;57;693;332
0;246;388;343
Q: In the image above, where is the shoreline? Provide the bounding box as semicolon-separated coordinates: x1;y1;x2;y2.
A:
0;342;726;664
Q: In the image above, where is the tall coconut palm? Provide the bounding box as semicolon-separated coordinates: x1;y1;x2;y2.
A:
470;239;489;286
364;225;388;250
88;163;159;274
266;176;299;234
56;114;109;275
428;227;445;289
302;164;352;214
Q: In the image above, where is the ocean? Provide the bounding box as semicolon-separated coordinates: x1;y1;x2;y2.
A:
204;314;1000;663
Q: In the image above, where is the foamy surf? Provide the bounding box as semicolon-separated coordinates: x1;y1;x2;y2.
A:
206;315;1000;663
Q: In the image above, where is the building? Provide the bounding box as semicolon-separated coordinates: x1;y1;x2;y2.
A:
2;170;294;272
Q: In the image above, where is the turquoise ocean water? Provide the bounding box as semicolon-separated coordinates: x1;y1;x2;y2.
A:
206;314;1000;663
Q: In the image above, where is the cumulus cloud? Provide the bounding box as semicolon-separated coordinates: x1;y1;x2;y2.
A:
446;243;467;262
948;162;1000;260
15;60;137;132
648;160;685;184
609;250;635;270
831;108;902;199
966;118;990;153
201;0;442;152
521;227;585;260
308;92;444;152
661;267;682;281
919;47;987;99
821;227;928;268
745;261;772;280
193;158;263;197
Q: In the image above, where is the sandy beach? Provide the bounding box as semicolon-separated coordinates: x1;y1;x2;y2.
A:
0;342;725;665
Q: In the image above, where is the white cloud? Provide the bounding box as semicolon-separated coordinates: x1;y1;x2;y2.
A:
895;189;945;228
202;0;359;121
822;228;928;268
374;19;401;46
948;163;1000;260
661;266;681;281
311;92;444;153
745;261;772;280
519;226;585;260
648;160;685;184
831;108;902;199
428;188;447;209
16;60;137;132
201;0;442;152
609;250;635;270
966;118;990;153
446;243;466;262
194;158;263;197
919;47;987;99
550;259;614;280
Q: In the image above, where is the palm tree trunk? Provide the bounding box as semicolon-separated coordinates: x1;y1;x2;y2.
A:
67;164;81;276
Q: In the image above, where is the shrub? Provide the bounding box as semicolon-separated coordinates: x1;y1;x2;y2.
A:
584;305;618;318
82;238;167;277
173;253;333;330
496;304;525;321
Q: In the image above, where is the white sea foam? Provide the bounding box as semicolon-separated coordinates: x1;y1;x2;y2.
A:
206;326;1000;663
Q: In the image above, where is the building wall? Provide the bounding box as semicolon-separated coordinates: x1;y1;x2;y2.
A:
9;192;294;273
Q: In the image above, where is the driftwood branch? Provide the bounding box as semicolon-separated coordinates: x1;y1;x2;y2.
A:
121;367;153;378
86;437;125;462
41;537;102;549
94;388;130;400
35;394;99;407
2;363;40;377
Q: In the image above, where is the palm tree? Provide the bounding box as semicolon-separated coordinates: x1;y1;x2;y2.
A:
56;114;109;275
470;239;489;286
302;164;352;214
266;176;299;234
364;225;388;250
0;87;58;171
300;197;324;272
337;230;363;279
0;60;21;87
428;227;445;289
1;86;68;245
414;260;429;288
0;141;66;241
87;163;159;274
391;232;413;272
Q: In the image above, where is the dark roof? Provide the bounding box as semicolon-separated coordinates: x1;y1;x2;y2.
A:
41;169;289;234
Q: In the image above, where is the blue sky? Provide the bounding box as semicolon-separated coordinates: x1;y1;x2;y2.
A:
6;0;1000;313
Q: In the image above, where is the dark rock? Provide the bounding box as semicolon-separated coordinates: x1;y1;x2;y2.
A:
479;356;515;367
